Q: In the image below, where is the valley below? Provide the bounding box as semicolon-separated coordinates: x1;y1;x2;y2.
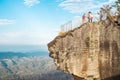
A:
0;52;73;80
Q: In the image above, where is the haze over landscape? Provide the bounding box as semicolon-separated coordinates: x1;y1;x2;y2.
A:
0;0;118;80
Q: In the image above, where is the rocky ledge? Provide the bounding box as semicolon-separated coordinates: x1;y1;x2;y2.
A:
48;7;120;80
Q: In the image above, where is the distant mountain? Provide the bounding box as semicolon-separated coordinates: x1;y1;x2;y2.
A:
0;52;73;80
0;52;27;59
0;51;49;59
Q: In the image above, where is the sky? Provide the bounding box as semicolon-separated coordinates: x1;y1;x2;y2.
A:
0;0;116;46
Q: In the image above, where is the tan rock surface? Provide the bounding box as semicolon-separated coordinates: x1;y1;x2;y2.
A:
48;8;120;80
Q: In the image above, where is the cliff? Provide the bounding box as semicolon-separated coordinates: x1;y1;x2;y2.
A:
48;7;120;80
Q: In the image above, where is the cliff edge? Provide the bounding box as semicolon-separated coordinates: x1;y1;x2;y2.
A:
48;7;120;80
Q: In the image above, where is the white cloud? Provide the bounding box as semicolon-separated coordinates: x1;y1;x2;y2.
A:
3;32;25;38
0;31;54;45
0;19;15;25
23;0;40;7
59;0;115;13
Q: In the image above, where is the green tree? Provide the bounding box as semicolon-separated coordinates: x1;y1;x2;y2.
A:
100;5;112;14
112;0;120;8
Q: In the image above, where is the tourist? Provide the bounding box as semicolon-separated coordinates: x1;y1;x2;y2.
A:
98;10;103;21
88;11;93;22
82;13;86;24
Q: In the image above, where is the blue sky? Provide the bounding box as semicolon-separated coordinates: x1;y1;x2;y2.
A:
0;0;115;46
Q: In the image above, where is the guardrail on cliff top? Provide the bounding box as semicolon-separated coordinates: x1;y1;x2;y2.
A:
61;18;81;32
60;13;108;32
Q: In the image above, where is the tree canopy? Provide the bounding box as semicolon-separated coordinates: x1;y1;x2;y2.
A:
113;0;120;8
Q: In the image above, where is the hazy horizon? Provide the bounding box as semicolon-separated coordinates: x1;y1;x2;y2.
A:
0;45;48;52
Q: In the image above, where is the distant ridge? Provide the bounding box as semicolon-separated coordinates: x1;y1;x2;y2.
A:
0;51;48;59
0;52;27;59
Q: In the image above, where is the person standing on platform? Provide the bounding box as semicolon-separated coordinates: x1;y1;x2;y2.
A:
98;10;103;21
88;11;93;22
82;13;86;24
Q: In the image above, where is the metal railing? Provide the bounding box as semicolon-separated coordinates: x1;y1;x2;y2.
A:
61;18;81;32
60;13;109;32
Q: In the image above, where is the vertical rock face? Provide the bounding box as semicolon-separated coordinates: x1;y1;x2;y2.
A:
48;8;120;80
